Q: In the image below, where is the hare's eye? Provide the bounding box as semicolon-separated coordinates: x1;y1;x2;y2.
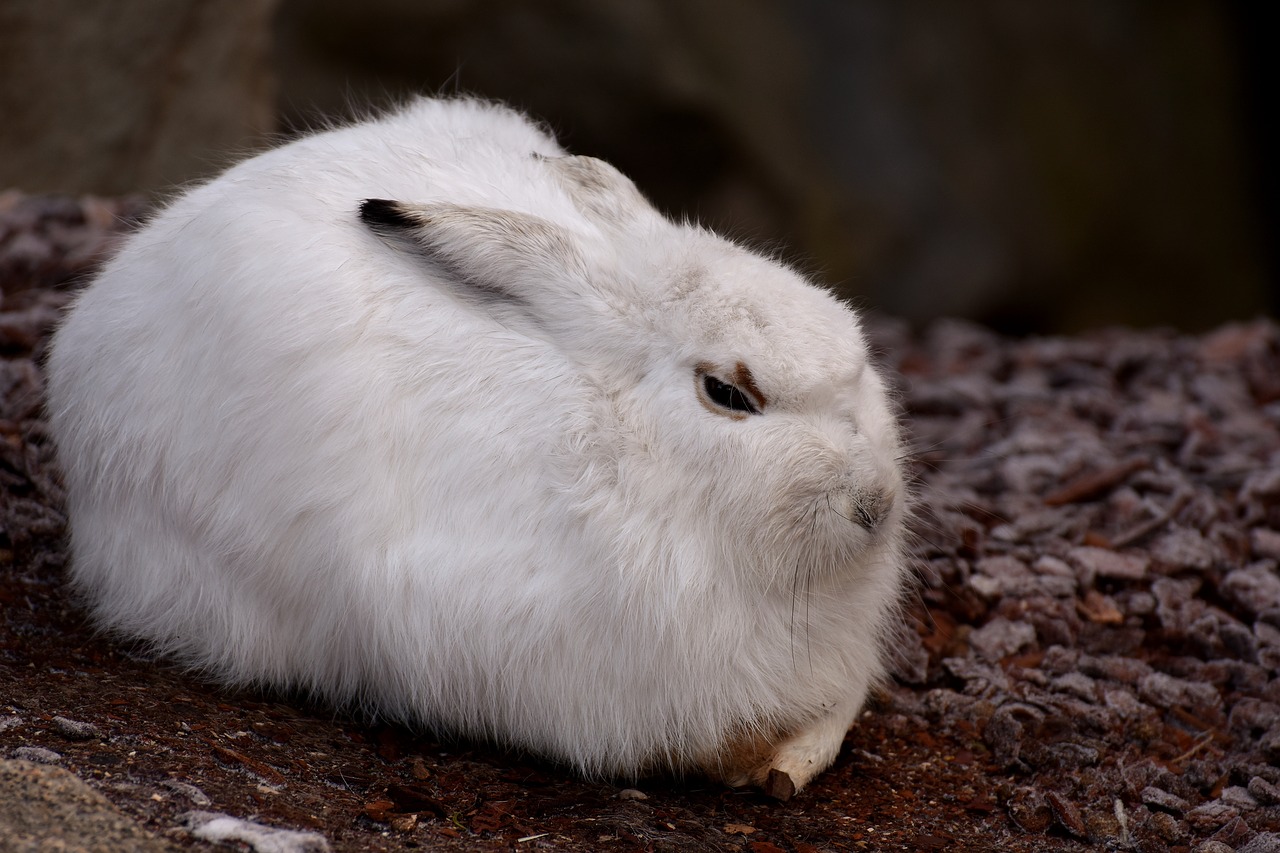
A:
695;362;767;418
703;374;760;415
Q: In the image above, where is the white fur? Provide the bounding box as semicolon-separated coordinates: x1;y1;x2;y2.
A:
45;98;908;790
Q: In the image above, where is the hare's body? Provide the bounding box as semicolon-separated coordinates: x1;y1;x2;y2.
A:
46;99;907;793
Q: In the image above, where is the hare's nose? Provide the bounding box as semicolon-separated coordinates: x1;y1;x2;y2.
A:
833;488;893;531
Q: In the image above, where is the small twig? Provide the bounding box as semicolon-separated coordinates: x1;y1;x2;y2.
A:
1169;706;1231;746
1113;799;1132;849
1170;732;1217;765
1044;456;1150;506
1108;490;1192;548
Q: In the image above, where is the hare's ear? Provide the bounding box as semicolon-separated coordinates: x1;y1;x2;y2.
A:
539;155;652;226
360;199;589;304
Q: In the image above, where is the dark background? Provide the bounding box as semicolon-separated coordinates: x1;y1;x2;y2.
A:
1;0;1273;334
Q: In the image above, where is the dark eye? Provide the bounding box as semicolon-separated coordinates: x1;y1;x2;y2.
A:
703;374;760;415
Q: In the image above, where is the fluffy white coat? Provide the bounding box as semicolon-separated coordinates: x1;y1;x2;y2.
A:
45;98;908;793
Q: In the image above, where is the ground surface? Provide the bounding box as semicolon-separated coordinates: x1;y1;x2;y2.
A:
2;192;1279;852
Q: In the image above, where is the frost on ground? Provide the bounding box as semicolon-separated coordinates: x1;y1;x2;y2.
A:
184;811;331;853
1;191;1278;852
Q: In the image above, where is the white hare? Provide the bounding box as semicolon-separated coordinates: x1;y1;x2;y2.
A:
45;98;908;797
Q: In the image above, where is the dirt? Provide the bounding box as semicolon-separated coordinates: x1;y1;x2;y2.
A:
1;191;1278;852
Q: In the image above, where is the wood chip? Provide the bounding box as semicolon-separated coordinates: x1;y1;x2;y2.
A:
1044;457;1149;506
762;769;795;801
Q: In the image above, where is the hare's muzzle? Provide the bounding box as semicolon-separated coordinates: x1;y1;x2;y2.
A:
832;488;894;532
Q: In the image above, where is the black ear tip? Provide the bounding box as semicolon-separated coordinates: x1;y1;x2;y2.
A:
359;198;415;229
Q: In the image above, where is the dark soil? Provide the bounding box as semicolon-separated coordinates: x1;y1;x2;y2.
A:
2;191;1278;852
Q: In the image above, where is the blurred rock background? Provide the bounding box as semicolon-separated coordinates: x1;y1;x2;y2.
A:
1;0;1272;333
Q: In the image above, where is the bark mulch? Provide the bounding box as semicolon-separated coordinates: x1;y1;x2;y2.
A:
2;191;1278;852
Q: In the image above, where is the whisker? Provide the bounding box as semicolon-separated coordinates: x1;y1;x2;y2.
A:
805;555;814;675
790;551;800;670
791;500;821;675
826;491;852;523
805;502;824;676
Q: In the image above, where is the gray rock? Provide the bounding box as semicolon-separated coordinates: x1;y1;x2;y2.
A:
0;0;280;197
273;0;1269;330
52;715;101;741
160;778;213;807
0;759;175;852
12;746;62;764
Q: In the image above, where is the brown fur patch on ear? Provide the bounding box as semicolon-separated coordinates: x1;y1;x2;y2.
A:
543;155;650;225
731;362;768;409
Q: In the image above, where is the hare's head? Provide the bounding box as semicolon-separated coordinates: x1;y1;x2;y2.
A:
361;154;905;592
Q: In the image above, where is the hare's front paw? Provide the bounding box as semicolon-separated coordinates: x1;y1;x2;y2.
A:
729;701;859;800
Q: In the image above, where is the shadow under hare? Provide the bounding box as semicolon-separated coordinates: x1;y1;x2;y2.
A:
45;98;909;798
